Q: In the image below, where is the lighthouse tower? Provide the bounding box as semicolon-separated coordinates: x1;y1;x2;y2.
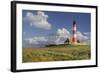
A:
72;21;77;44
64;20;80;44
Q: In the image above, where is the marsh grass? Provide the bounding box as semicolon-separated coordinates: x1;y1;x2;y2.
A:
22;45;91;63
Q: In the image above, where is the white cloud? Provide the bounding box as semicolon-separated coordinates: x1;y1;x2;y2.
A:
25;11;51;30
24;35;67;47
77;31;90;44
77;31;83;37
24;27;70;47
57;28;70;36
54;28;70;44
77;31;87;39
55;36;66;45
25;38;38;44
25;36;48;45
83;32;90;36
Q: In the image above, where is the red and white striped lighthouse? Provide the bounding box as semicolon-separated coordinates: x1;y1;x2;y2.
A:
72;21;77;44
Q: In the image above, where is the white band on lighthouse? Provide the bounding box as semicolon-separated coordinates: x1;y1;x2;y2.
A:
74;34;77;38
73;26;77;31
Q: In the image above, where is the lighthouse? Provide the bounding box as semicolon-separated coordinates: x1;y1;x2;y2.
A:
64;20;80;45
72;21;77;44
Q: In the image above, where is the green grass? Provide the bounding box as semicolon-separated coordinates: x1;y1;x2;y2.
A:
22;45;91;63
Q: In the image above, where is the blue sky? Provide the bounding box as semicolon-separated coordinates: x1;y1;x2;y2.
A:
22;10;91;48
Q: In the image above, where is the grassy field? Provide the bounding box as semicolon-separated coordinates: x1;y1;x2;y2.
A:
22;45;91;63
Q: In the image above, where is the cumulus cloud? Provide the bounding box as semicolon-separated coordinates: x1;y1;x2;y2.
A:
24;35;67;47
77;31;90;44
77;31;83;37
25;36;48;45
83;32;90;36
24;11;51;30
77;31;88;39
23;27;70;47
55;28;70;44
55;36;66;45
57;28;70;36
